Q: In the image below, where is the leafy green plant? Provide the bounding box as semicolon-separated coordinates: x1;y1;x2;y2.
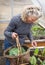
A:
30;55;45;65
31;24;45;37
9;47;25;56
34;48;39;55
30;48;45;65
30;56;37;65
34;48;45;57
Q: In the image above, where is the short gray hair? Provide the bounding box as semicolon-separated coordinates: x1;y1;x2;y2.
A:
21;5;42;21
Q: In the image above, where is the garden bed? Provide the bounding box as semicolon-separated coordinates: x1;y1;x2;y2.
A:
29;46;45;65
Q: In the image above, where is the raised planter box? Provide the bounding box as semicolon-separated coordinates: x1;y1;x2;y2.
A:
24;39;45;47
0;39;45;56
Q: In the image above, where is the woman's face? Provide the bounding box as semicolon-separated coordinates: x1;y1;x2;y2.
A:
25;7;41;23
26;16;38;23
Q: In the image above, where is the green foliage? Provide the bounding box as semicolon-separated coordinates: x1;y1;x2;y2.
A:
9;47;25;56
30;56;37;65
42;60;45;65
34;48;39;55
30;48;45;65
31;24;45;37
30;55;45;65
42;48;45;56
33;48;45;57
37;58;42;65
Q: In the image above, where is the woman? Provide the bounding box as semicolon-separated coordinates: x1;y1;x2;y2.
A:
4;5;42;65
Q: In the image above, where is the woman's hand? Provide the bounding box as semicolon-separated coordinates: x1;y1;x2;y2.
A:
31;40;37;47
12;32;18;40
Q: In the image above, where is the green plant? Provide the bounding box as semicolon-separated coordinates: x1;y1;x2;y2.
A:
42;60;45;65
9;47;25;56
42;48;45;56
30;55;45;65
30;48;45;65
34;48;39;55
30;56;37;65
31;24;45;37
37;58;42;65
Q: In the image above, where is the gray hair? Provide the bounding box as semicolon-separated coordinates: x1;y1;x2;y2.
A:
21;5;42;21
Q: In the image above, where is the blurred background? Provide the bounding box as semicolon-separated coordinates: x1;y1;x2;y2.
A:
0;0;45;40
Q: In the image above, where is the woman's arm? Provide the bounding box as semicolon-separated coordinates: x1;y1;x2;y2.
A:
4;16;17;38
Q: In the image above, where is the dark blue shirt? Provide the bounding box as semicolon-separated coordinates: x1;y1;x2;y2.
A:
4;14;33;45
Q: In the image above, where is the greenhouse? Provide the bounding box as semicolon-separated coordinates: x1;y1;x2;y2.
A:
0;0;45;65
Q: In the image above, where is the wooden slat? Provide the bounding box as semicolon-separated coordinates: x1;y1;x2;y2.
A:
24;41;45;47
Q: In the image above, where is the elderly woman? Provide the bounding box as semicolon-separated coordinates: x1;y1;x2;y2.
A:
4;5;42;65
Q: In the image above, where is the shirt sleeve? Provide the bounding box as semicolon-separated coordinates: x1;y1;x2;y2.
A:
4;16;17;39
27;24;33;43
